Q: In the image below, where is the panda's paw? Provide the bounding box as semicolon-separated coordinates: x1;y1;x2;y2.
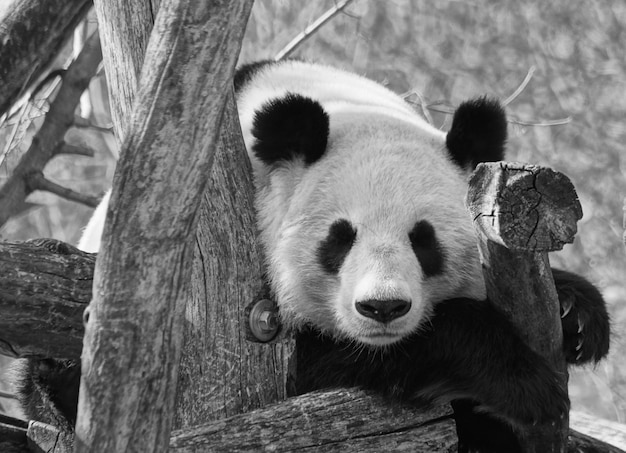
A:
552;269;610;365
507;372;569;427
486;353;569;426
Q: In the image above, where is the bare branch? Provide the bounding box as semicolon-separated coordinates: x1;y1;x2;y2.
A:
0;32;102;227
25;171;99;207
0;0;92;118
274;0;356;61
508;116;572;127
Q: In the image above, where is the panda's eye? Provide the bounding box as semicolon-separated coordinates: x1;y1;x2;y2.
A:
317;219;357;274
409;220;445;277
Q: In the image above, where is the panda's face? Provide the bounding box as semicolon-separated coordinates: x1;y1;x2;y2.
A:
258;114;486;346
237;60;506;346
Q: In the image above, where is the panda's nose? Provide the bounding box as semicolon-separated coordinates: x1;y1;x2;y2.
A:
355;299;411;323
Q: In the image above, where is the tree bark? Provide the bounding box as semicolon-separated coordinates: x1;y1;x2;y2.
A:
466;162;582;452
170;389;458;453
169;388;626;453
92;0;160;143
174;95;295;429
0;239;91;359
0;0;92;117
74;1;253;451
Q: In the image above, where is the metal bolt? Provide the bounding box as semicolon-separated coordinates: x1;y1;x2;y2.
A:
258;310;278;331
249;299;280;342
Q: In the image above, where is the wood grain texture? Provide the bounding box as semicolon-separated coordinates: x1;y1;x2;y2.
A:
170;389;458;453
466;162;579;452
174;96;296;429
92;0;160;142
0;0;92;116
0;239;91;358
466;162;582;251
75;1;253;451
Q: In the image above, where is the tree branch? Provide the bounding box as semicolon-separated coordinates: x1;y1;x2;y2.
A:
0;0;92;117
25;171;100;207
274;0;356;61
0;32;102;227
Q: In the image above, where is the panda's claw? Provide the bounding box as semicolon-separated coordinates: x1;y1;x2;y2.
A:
560;301;573;319
577;314;585;334
575;339;583;352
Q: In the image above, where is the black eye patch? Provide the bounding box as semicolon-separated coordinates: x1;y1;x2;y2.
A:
317;219;357;274
409;220;445;277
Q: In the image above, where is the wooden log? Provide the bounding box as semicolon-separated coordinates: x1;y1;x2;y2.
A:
0;239;91;358
0;0;92;117
466;162;582;452
169;388;626;453
170;389;458;452
74;1;254;451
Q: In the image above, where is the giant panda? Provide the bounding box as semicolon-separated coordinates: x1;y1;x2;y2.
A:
17;59;610;451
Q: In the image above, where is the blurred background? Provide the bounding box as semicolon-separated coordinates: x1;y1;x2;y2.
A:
1;0;625;430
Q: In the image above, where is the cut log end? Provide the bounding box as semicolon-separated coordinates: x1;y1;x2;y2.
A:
466;162;582;252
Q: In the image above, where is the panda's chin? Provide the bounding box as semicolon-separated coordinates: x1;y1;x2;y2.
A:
357;332;407;347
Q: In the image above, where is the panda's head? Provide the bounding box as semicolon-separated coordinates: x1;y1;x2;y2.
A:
240;78;506;347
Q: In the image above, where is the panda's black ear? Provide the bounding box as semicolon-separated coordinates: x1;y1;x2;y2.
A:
252;93;329;166
445;97;507;171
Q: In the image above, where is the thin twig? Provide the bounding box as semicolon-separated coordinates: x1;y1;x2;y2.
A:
402;90;434;125
422;103;570;128
503;66;536;107
508;116;572;127
274;0;356;61
26;171;99;207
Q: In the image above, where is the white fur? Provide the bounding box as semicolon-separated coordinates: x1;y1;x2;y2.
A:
237;60;486;346
78;189;111;252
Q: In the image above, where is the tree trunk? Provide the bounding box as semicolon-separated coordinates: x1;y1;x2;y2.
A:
75;1;254;451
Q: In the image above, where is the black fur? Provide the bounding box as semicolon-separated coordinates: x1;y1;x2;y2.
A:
295;296;569;426
552;268;610;364
16;359;80;434
317;219;357;274
408;220;445;277
252;93;330;166
446;97;507;170
233;60;274;92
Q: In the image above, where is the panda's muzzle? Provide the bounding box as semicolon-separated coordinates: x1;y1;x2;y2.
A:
355;299;411;323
